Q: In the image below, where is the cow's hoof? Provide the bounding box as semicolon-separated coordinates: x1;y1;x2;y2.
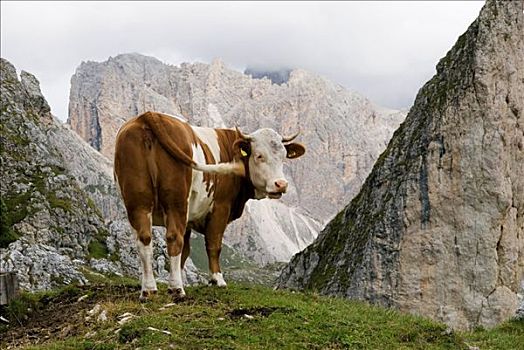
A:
168;288;186;301
209;272;227;287
139;290;157;302
209;279;227;288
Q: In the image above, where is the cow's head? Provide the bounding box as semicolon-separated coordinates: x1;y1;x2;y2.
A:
233;128;305;199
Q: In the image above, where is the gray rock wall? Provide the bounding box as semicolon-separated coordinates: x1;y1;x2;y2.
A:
278;0;524;330
67;54;405;264
1;59;108;290
0;58;205;290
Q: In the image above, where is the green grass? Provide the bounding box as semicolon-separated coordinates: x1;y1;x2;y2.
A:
190;234;257;271
463;320;523;350
1;281;522;350
47;192;73;212
88;239;110;259
87;229;119;261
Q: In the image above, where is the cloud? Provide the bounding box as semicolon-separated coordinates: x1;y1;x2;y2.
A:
1;1;484;121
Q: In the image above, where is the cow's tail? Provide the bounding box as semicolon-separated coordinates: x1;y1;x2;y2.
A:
141;111;197;167
141;111;245;176
193;162;245;177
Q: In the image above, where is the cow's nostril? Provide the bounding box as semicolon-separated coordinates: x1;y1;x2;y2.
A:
275;180;288;191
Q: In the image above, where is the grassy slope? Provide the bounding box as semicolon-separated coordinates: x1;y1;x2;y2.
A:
1;279;522;350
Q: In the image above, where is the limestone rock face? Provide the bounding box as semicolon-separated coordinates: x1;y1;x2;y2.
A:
278;0;524;330
0;59;207;290
1;59;107;290
67;54;405;263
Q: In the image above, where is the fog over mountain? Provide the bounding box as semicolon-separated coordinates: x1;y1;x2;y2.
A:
1;1;483;121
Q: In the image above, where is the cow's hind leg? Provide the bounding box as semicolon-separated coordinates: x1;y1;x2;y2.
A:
181;228;192;269
204;206;229;287
165;209;188;299
129;209;157;301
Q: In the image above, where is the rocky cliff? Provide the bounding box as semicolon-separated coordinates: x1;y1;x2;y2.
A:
278;0;524;330
68;54;405;263
0;59;110;290
0;59;208;290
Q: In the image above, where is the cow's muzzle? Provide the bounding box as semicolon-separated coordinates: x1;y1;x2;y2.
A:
267;179;288;199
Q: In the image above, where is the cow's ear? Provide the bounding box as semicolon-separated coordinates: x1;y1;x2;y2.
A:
233;139;251;158
285;143;306;159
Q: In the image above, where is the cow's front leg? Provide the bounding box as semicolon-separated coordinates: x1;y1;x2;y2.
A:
165;210;187;299
205;206;230;287
131;210;158;301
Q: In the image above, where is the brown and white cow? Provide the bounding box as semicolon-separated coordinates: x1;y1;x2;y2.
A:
114;111;305;300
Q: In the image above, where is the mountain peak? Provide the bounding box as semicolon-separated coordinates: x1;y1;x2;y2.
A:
67;52;405;264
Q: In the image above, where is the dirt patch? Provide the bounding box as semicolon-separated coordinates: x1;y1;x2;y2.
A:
0;283;139;348
227;306;293;319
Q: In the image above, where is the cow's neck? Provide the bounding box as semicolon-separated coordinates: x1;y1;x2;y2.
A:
214;128;256;222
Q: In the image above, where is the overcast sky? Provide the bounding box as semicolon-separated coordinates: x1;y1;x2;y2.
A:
1;1;484;122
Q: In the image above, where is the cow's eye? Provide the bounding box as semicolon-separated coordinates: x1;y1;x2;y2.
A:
256;154;264;162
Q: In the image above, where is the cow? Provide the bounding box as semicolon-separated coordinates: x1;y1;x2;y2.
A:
114;111;305;300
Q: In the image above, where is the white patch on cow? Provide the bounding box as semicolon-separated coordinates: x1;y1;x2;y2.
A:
192;127;222;162
187;127;224;223
188;143;215;222
211;272;227;287
190;125;247;176
136;238;157;293
193;161;245;176
163;113;188;123
168;253;185;296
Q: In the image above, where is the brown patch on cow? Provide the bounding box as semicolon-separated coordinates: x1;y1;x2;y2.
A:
197;139;217;195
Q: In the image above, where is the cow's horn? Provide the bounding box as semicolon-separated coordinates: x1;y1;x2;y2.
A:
235;126;253;141
281;131;300;143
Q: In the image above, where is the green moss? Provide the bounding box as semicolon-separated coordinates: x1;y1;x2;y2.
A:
86;197;97;211
88;237;109;260
88;228;116;261
85;184;109;195
47;192;73;212
2;191;32;226
0;197;17;248
50;164;66;175
51;225;66;235
31;172;47;193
